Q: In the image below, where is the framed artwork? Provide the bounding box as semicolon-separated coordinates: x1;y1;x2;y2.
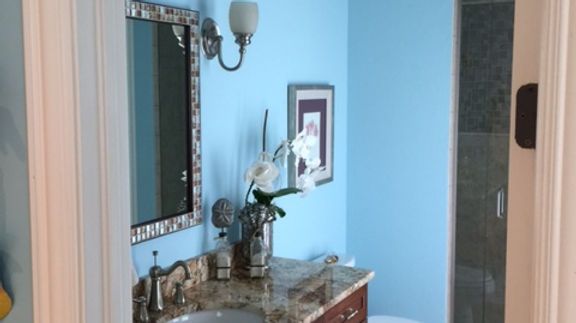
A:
288;84;334;187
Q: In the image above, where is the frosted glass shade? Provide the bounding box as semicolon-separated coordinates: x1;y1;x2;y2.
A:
229;2;259;34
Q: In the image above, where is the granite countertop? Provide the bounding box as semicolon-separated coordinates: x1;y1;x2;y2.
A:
151;257;374;323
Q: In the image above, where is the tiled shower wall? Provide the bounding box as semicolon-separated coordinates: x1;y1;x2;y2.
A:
455;1;514;323
458;2;514;134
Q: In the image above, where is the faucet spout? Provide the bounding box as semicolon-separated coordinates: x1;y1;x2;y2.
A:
161;260;192;280
147;251;192;313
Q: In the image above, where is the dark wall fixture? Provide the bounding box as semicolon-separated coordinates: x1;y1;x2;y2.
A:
515;83;538;149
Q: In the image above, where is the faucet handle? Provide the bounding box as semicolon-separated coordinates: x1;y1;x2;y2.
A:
152;250;159;266
174;282;186;306
133;296;150;323
149;250;162;279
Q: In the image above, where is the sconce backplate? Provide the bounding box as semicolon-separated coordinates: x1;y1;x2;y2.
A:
201;18;221;59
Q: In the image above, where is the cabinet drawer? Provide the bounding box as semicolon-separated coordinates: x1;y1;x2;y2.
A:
319;285;367;323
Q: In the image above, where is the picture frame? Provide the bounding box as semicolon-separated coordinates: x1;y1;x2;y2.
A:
288;84;334;187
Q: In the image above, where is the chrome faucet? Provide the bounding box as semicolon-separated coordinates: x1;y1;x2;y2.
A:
148;250;192;312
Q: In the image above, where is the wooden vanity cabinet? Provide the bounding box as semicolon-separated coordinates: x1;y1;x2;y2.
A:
314;285;368;323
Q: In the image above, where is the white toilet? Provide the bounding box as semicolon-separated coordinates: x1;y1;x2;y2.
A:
312;254;421;323
368;316;420;323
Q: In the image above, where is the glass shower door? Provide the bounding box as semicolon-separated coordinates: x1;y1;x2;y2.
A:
453;1;514;322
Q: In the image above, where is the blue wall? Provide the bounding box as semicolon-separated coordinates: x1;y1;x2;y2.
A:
132;2;456;322
132;0;349;276
0;0;33;322
348;1;454;322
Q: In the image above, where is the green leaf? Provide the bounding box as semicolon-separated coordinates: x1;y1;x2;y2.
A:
273;205;287;218
252;189;273;206
269;187;302;198
252;187;302;206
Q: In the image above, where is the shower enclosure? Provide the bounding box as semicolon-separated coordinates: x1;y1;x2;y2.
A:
453;0;515;322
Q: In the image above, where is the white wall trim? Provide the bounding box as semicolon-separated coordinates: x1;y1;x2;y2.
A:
95;0;132;321
532;0;574;322
21;0;47;320
22;0;85;321
505;0;541;321
22;0;131;322
446;1;462;322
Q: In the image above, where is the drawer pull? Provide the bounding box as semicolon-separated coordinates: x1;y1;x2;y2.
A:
337;307;360;321
344;307;359;320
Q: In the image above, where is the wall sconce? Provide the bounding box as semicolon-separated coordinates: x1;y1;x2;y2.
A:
201;1;259;72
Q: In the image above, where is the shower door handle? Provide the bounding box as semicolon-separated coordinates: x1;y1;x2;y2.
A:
496;187;506;219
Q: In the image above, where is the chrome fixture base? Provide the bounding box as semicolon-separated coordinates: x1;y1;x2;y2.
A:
201;18;253;72
234;33;253;47
201;18;221;59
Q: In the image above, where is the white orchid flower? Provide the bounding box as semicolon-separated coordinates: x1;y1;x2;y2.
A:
290;130;318;166
296;158;325;197
297;173;316;197
245;152;279;192
305;157;321;170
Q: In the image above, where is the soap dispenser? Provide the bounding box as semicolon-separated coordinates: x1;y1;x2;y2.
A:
215;230;232;280
211;198;234;280
249;230;269;278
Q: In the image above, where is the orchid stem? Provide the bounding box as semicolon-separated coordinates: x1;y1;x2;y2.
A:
245;180;255;205
272;143;286;162
262;109;268;153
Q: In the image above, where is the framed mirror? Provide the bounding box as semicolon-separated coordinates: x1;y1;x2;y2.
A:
126;1;202;244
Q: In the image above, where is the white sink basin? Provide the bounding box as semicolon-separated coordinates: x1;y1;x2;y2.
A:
167;309;264;323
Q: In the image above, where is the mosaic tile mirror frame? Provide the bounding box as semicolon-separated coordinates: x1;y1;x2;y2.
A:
126;0;202;244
